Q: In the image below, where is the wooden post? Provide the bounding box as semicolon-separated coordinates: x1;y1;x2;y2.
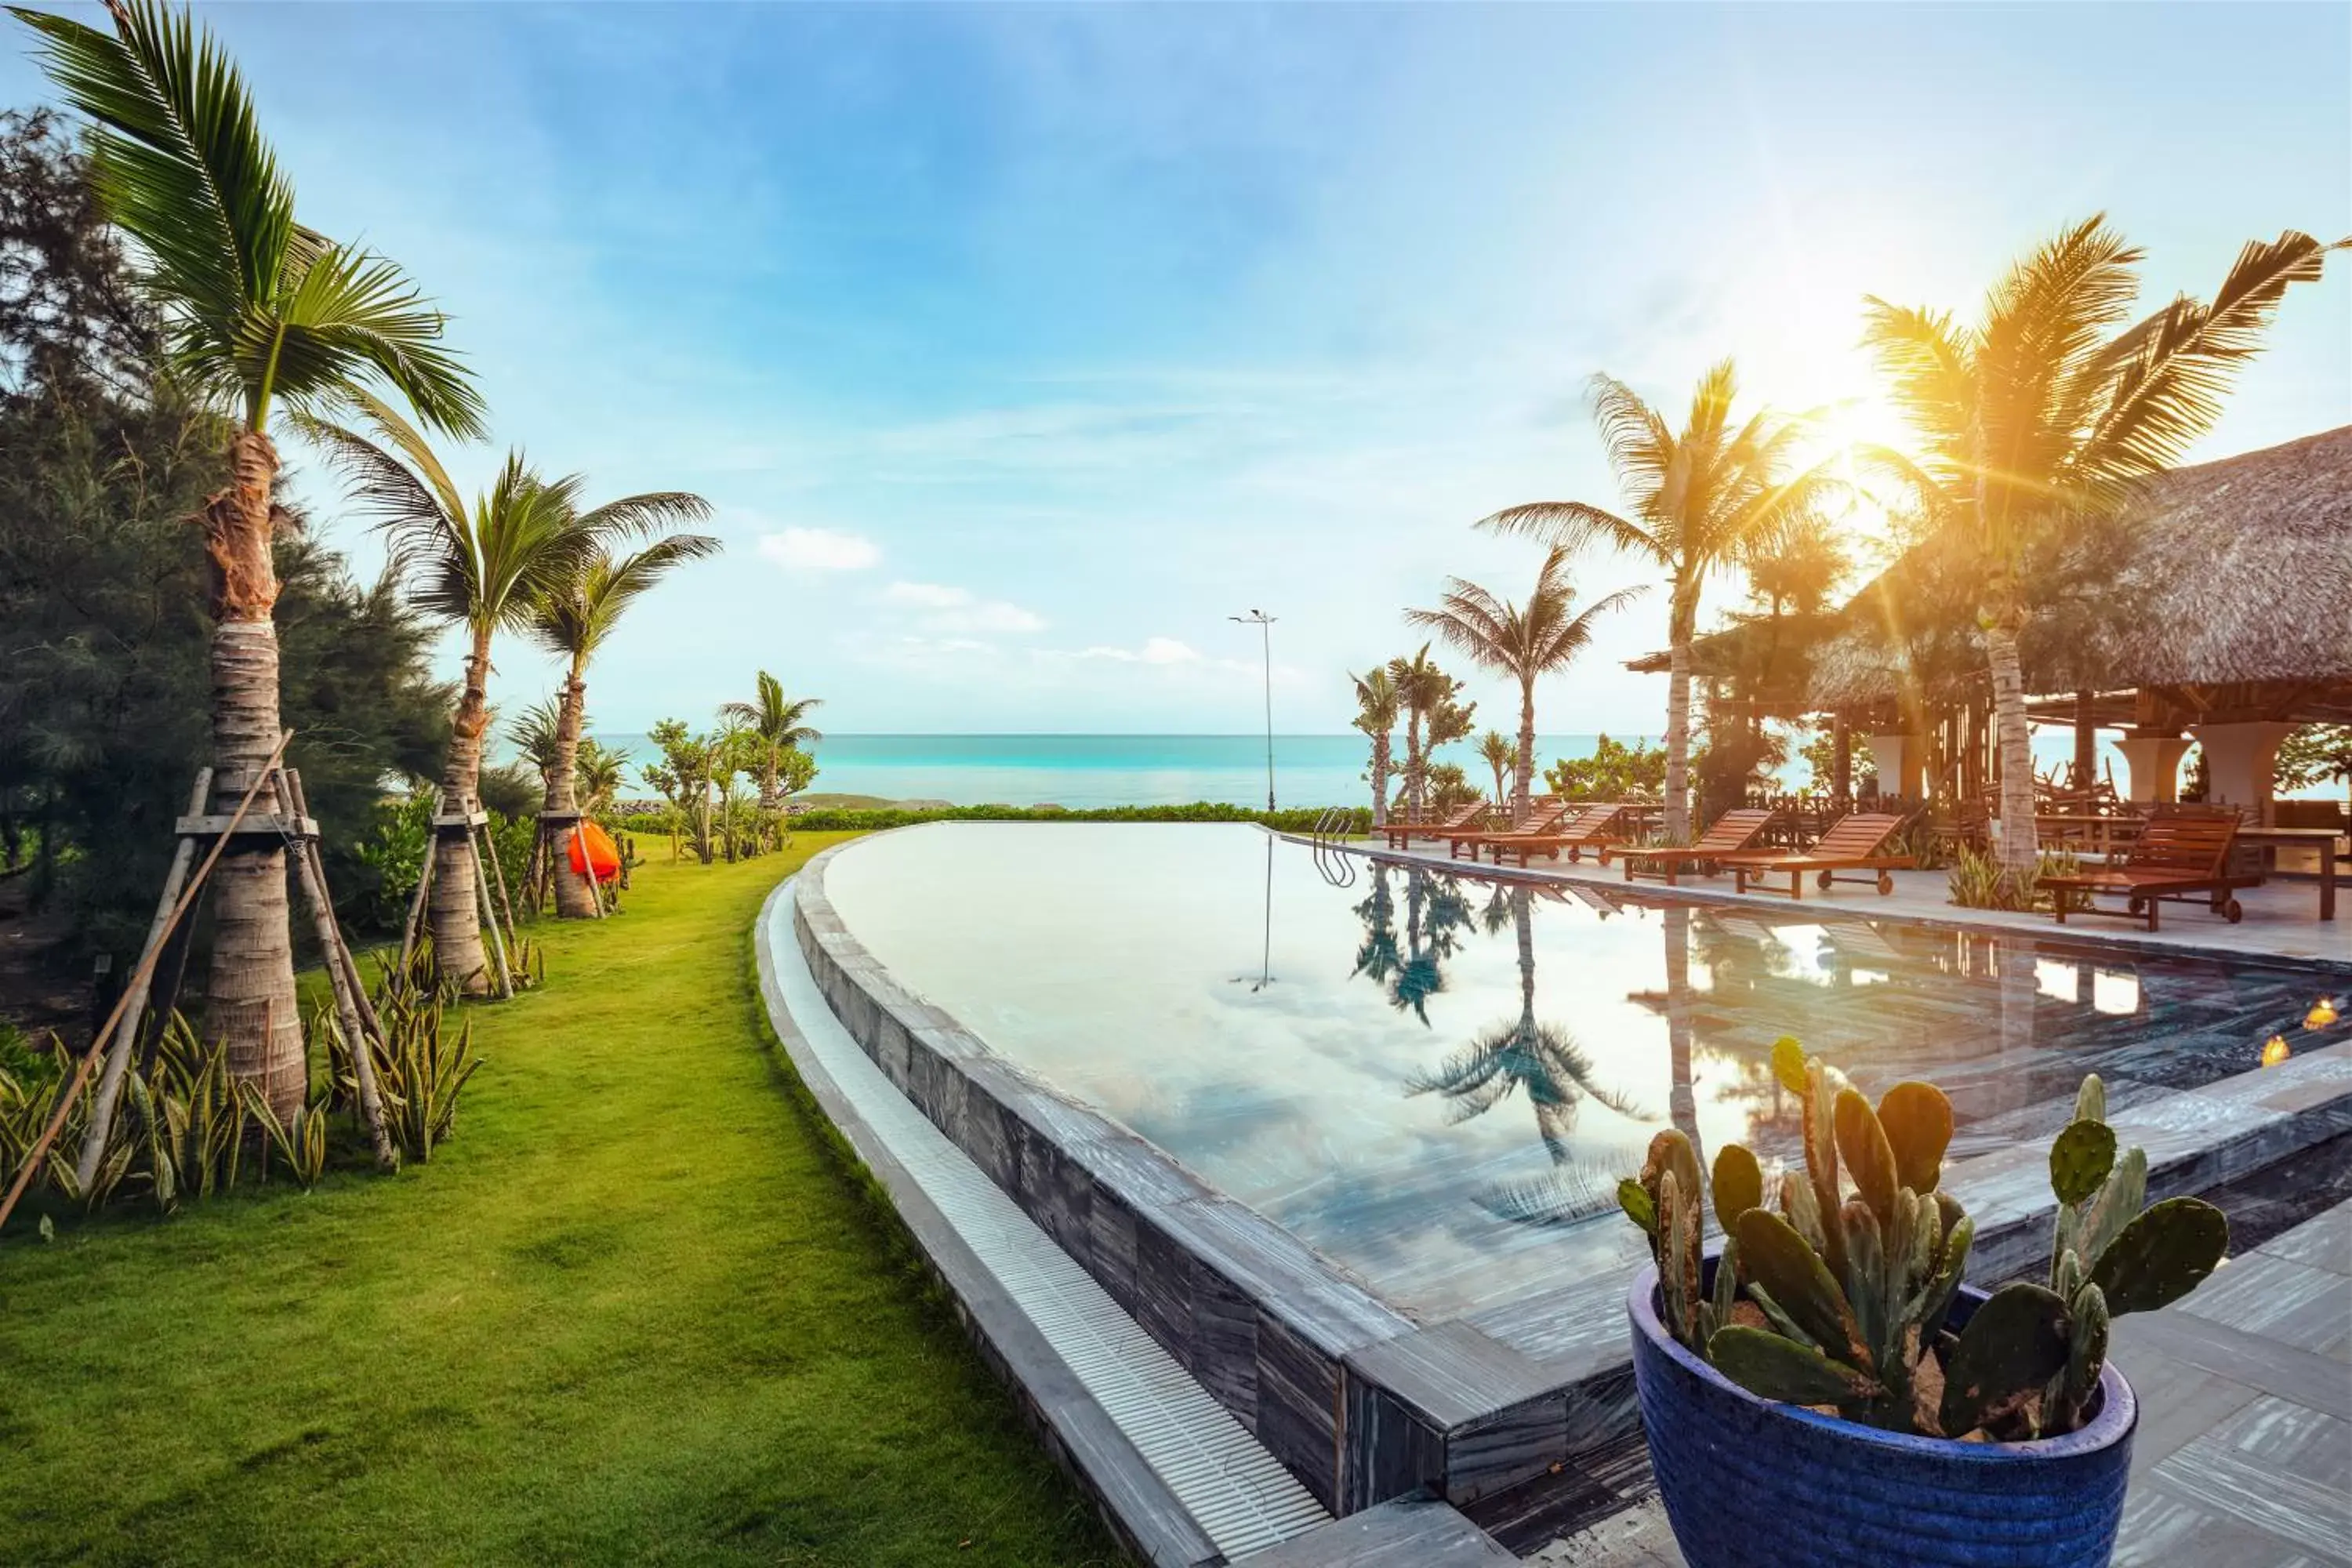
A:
2072;690;2097;789
5;732;291;1236
397;797;437;975
75;769;211;1188
1831;716;1852;806
471;824;516;1000
280;771;395;1169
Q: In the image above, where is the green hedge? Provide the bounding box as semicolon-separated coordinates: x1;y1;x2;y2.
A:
619;802;1373;836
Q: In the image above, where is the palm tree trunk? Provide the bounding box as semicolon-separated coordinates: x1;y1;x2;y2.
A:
1404;719;1425;826
1369;734;1389;828
1515;677;1537;828
200;430;305;1123
430;628;493;992
548;666;598;920
1664;598;1695;840
1984;616;2041;876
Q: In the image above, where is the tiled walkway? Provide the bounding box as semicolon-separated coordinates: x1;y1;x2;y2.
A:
1345;841;2350;967
1526;1198;2352;1566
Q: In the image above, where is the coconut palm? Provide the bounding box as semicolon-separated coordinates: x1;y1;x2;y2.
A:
506;698;564;792
1409;547;1645;826
1479;363;1838;840
12;0;485;1116
532;528;718;915
1350;666;1400;829
721;671;824;829
1477;731;1515;811
304;395;633;989
1864;219;2340;874
1388;646;1475;825
574;738;630;815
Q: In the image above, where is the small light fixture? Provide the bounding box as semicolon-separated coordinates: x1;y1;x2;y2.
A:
2261;1034;2292;1067
2307;998;2341;1030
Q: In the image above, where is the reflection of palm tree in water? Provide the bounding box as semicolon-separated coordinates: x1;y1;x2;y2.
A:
1357;865;1475;1022
1410;886;1646;1225
1662;905;1704;1174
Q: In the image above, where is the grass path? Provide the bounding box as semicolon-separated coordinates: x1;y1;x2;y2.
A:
0;840;1123;1566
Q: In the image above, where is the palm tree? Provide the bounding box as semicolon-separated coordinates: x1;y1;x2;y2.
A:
12;2;485;1116
1864;219;2340;874
1409;547;1645;826
574;738;630;815
1350;666;1400;829
506;698;564;793
532;528;718;916
1387;646;1475;825
721;672;823;837
1477;731;1515;811
1479;363;1838;840
305;396;626;989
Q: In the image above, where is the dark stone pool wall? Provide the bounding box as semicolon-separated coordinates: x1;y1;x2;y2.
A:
793;840;1587;1516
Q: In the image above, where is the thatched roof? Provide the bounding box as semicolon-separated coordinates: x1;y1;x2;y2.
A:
1806;426;2352;714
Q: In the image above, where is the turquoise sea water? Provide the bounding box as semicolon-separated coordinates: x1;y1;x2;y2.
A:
580;731;2136;809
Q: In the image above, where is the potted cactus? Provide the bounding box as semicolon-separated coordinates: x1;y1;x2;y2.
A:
1621;1037;2228;1568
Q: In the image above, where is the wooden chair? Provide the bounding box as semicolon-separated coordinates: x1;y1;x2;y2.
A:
1487;803;1630;866
2042;810;2257;931
1443;800;1571;861
1381;800;1486;851
1718;813;1915;899
1610;808;1780;887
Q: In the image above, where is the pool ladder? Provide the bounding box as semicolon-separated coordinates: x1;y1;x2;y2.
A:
1309;807;1358;887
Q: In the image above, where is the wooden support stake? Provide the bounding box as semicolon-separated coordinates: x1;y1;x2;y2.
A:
4;731;292;1236
75;768;211;1188
277;771;395;1170
470;823;515;1000
481;815;521;944
397;794;439;975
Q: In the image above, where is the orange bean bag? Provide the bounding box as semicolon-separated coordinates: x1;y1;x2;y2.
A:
568;819;622;884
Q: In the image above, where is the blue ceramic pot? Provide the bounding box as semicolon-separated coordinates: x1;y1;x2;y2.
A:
1628;1258;2136;1568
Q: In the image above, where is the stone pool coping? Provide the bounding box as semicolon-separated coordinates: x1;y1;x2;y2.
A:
793;824;2352;1526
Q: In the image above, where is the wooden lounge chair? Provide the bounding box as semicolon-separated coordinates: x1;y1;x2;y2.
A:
1381;801;1486;851
1487;803;1629;866
1610;808;1780;886
1443;800;1570;861
1719;812;1914;899
2042;810;2256;931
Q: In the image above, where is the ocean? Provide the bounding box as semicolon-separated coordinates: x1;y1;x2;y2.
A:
577;731;2140;810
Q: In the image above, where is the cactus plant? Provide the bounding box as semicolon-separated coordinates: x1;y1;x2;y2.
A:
1617;1044;2230;1439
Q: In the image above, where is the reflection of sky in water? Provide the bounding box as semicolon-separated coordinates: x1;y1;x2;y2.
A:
822;823;2321;1319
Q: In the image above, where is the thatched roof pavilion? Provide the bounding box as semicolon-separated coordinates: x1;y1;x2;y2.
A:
1625;426;2352;808
1808;425;2352;725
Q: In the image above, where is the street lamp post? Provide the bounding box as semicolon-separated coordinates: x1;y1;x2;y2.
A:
1229;609;1276;814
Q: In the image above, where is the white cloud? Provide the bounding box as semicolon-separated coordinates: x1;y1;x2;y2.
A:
758;527;880;572
1069;637;1203;665
883;580;1046;634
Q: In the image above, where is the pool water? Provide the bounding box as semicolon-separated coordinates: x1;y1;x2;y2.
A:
822;823;2335;1319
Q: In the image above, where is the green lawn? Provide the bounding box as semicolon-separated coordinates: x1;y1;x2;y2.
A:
0;839;1124;1567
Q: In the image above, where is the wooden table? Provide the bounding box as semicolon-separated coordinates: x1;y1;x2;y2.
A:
2235;826;2342;922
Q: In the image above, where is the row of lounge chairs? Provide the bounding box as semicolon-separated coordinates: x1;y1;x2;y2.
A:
1376;799;2264;931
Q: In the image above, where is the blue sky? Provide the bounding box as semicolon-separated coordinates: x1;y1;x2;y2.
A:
6;3;2348;735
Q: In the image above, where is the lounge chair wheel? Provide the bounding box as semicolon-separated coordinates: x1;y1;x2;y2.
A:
1877;873;1894;895
1817;869;1834;891
2225;898;2243;923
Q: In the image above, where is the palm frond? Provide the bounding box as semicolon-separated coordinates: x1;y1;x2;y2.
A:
1475;499;1661;564
2076;230;2344;490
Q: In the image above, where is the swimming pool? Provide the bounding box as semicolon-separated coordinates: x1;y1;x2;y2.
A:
818;822;2339;1323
